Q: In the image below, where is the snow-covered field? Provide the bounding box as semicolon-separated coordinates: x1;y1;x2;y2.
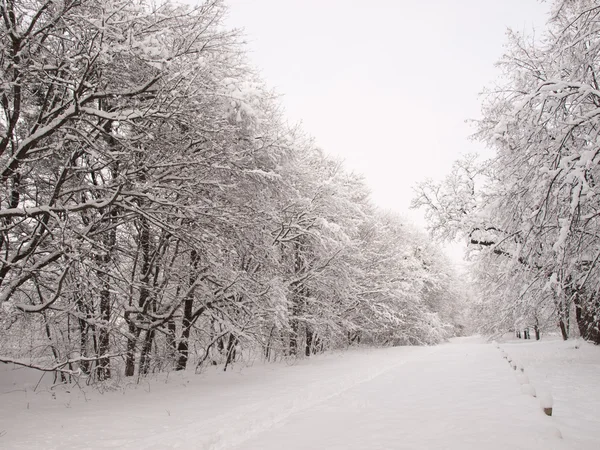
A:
500;335;600;447
1;336;598;449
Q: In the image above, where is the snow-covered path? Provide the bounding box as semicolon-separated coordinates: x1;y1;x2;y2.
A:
0;337;584;449
230;338;567;450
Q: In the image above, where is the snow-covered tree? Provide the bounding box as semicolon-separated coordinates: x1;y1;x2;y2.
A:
414;0;600;344
0;0;462;381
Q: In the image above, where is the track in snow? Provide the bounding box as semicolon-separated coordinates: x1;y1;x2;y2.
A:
229;338;567;450
1;337;573;449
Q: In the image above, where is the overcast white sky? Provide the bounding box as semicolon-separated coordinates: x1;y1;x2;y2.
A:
217;0;550;226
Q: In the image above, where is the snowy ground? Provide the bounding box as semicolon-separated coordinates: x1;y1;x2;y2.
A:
500;335;600;447
1;336;597;449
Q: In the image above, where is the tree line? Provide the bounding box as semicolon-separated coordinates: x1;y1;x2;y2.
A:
413;0;600;344
0;0;462;382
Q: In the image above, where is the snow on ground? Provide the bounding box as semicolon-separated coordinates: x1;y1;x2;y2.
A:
0;336;596;449
500;335;600;447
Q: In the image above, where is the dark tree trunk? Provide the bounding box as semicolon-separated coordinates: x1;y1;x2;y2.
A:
125;215;153;377
288;239;307;357
348;332;360;345
175;297;193;370
559;319;569;341
79;324;90;374
289;319;298;356
176;249;200;371
556;293;569;340
224;333;238;371
265;326;275;361
96;274;112;380
555;294;570;341
175;341;190;371
97;278;112;380
96;213;117;381
75;291;92;375
574;293;600;344
124;322;139;377
214;319;225;355
305;327;313;357
96;223;115;381
313;334;323;354
94;123;120;381
138;329;155;376
167;318;177;359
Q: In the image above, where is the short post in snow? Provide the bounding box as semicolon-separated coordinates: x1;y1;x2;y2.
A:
540;392;553;416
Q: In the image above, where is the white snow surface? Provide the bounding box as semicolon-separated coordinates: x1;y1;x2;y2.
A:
501;336;600;446
1;336;597;449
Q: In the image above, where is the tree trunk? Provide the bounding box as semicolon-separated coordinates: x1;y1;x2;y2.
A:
305;327;313;357
94;122;120;381
125;215;153;377
348;331;360;345
289;319;298;356
289;239;306;357
75;290;92;375
224;333;238;371
95;213;117;381
176;249;200;371
574;292;600;344
313;333;323;354
124;322;139;377
559;319;568;341
167;318;177;360
96;276;112;380
96;258;112;381
96;232;117;380
175;296;193;370
264;326;275;361
138;329;155;376
556;295;570;341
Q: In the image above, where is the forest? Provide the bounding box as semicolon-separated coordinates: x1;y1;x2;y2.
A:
2;0;600;388
413;0;600;345
0;0;464;382
3;1;600;448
